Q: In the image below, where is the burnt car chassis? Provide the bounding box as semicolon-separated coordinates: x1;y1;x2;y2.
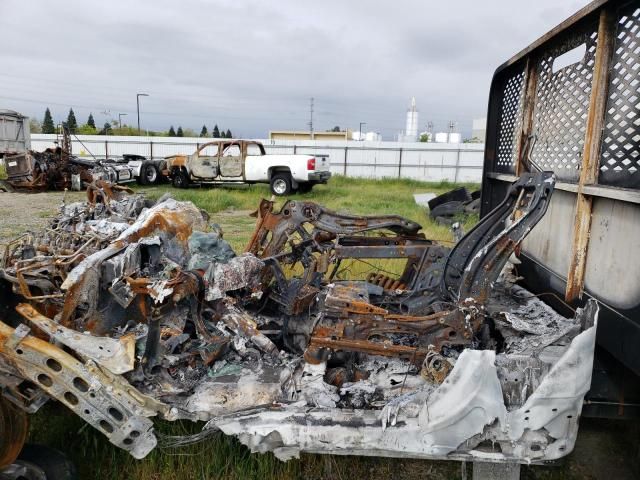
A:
0;172;597;468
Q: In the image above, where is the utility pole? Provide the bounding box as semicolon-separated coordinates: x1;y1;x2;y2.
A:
118;113;128;129
308;97;314;140
136;93;149;135
359;122;366;141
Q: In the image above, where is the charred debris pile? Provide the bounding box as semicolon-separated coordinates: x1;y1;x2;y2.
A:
1;127;129;192
0;173;598;462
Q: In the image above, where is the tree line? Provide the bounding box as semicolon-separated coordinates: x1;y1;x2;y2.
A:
170;125;233;138
33;108;234;138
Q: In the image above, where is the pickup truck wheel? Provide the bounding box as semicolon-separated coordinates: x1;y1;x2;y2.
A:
172;170;189;189
270;174;292;196
140;163;159;185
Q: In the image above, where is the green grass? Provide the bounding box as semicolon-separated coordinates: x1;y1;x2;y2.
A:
0;163;6;180
24;176;587;479
132;175;479;251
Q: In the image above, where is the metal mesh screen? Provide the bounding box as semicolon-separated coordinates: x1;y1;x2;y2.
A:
599;5;640;188
495;70;526;173
529;30;598;182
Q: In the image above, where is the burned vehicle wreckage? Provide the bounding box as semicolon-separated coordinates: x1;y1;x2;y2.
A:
0;171;598;466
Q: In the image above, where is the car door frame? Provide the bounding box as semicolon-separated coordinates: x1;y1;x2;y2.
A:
218;140;246;180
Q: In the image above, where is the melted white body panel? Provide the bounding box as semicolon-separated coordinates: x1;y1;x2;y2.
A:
211;307;598;464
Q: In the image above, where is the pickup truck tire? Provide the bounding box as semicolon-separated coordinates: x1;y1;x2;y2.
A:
172;169;189;189
297;183;313;194
270;174;292;196
140;162;160;185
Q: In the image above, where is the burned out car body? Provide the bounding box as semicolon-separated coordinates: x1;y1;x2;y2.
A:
0;170;599;466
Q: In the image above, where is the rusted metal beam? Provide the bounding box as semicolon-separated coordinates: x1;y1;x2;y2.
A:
565;7;616;302
515;56;539;175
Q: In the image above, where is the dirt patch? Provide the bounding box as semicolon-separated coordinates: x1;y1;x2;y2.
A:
0;191;86;252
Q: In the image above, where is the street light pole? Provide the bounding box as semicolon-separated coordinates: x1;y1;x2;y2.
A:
136;93;149;135
118;113;128;129
359;122;366;141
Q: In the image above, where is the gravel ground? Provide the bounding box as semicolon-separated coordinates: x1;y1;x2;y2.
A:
0;191;86;251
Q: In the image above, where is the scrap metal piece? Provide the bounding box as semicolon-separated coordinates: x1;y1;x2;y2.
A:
16;304;135;374
246;198;422;259
204;254;265;301
304;284;478;366
219;301;280;358
442;171;556;302
0;317;159;459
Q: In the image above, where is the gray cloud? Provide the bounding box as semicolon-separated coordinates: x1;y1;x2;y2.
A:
0;0;584;138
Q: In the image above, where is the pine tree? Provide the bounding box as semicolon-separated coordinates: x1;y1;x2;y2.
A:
87;113;96;129
66;109;78;133
200;125;208;137
168;126;176;136
42;108;55;134
220;130;226;138
212;125;220;138
177;126;184;137
226;129;232;139
99;122;112;135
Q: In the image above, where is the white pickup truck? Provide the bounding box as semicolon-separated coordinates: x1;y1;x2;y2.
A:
163;140;331;195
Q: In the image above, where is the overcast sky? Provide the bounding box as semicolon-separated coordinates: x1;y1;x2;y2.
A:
0;0;585;139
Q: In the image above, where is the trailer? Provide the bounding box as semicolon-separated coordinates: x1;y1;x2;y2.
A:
0;110;30;158
481;0;640;422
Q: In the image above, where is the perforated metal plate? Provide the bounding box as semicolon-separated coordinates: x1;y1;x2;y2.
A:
529;30;598;182
599;5;640;189
495;70;526;173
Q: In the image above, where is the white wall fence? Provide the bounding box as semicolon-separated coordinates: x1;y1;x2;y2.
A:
30;134;485;183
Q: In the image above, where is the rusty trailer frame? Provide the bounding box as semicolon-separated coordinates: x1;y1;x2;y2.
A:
481;0;640;416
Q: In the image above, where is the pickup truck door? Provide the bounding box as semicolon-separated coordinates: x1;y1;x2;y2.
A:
190;144;219;179
219;142;244;178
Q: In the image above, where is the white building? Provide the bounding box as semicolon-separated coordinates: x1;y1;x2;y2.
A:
434;132;449;143
433;131;462;144
351;131;382;141
472;117;487;142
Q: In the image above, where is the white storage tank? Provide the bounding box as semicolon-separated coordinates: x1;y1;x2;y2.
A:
448;132;462;143
434;132;449;143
